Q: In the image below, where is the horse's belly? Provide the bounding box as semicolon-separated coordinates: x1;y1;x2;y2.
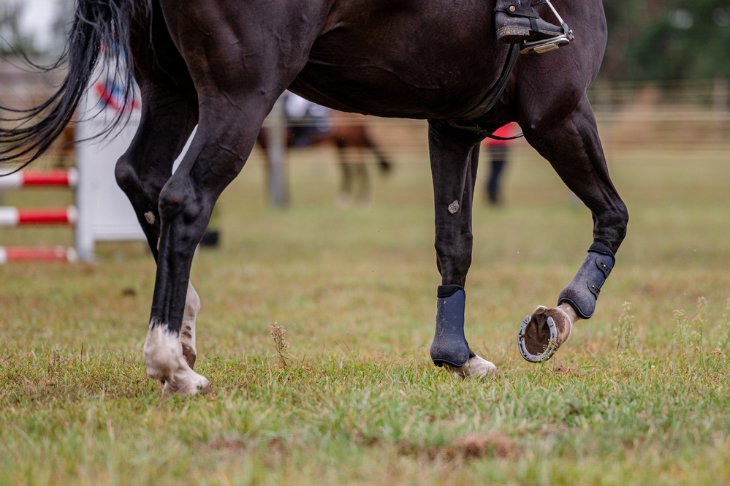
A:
290;0;508;119
291;63;493;119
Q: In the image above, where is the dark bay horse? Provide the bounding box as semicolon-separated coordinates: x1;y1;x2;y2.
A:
0;0;627;395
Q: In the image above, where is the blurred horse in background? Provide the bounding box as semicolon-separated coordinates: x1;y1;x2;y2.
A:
257;94;392;204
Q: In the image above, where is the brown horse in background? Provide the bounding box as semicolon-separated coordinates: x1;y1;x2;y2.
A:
257;110;392;204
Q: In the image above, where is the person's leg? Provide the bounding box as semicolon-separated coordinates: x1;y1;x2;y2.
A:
486;146;508;205
494;0;571;52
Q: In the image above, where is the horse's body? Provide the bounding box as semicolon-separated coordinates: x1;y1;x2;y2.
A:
0;0;627;394
257;110;392;203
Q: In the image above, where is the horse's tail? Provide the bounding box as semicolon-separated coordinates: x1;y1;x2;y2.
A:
0;0;151;173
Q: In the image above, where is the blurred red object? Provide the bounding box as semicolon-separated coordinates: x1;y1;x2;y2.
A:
484;122;519;146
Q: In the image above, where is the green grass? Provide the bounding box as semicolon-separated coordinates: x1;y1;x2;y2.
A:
1;146;729;485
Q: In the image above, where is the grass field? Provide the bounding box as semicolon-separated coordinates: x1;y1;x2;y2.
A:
1;144;729;485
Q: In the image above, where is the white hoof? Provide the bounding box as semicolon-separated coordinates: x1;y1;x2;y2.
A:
445;355;497;378
162;368;211;396
144;321;211;397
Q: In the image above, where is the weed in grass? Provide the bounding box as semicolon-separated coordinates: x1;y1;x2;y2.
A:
270;322;290;370
614;301;637;354
691;297;707;353
673;297;708;356
721;299;730;351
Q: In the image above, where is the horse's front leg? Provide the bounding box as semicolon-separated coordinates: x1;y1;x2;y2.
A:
111;5;205;377
517;95;629;362
427;121;496;378
140;0;326;396
118;116;208;391
144;116;246;395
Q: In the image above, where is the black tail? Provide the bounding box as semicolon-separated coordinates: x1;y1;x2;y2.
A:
0;0;150;173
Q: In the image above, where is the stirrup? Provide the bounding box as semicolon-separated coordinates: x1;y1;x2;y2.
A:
521;32;571;54
520;0;574;55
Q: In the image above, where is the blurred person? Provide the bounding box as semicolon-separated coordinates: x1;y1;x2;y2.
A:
483;122;519;206
259;93;392;205
284;92;332;147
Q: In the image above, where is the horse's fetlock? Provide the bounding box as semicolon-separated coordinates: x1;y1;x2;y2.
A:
144;322;184;380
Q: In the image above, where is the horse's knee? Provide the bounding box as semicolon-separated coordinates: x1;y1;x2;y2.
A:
159;178;199;220
158;179;210;246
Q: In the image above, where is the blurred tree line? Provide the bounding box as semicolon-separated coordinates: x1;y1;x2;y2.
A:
1;0;729;82
603;0;730;82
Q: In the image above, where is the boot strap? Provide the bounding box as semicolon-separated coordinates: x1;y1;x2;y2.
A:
494;2;540;18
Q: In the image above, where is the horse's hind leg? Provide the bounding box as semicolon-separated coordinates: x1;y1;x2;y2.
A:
362;131;393;174
518;95;629;362
428;120;497;378
352;151;370;205
335;140;355;205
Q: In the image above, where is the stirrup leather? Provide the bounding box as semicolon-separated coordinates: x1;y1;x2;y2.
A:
520;0;574;55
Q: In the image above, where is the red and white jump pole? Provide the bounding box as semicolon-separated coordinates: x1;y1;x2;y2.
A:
0;169;78;189
0;206;78;226
2;70;153;264
0;246;77;263
0;169;80;264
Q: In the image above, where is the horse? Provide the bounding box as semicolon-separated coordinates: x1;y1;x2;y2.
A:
0;0;627;395
257;107;393;204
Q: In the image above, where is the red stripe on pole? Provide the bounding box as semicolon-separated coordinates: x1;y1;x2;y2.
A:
22;171;74;187
3;247;74;262
16;208;74;225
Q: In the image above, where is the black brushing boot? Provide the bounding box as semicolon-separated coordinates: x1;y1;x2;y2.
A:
430;285;473;367
429;285;497;377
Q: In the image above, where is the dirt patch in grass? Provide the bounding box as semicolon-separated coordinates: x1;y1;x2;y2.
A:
399;432;522;462
207;437;249;453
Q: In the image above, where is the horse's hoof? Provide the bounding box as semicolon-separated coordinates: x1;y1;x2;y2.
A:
518;306;572;363
445;354;497;378
162;369;211;397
